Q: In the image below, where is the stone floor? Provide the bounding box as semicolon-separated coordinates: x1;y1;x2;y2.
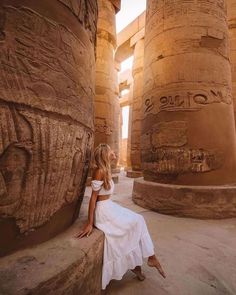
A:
83;171;236;295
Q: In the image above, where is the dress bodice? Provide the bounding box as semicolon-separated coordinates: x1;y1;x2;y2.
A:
91;179;114;195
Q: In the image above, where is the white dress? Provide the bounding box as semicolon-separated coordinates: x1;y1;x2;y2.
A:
91;179;155;290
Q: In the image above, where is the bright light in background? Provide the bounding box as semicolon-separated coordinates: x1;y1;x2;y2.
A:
116;0;146;33
121;56;134;72
117;1;146;141
121;89;129;97
122;106;129;139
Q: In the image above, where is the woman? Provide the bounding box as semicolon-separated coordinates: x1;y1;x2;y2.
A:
74;143;166;290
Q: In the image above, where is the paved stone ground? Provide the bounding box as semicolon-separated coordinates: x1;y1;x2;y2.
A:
84;171;236;295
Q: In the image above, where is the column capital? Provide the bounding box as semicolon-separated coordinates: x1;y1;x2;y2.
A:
130;28;145;48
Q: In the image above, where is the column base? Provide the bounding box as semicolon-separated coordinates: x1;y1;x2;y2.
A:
132;178;236;219
126;170;143;178
112;168;121;174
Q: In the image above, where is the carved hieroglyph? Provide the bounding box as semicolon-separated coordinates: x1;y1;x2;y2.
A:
228;0;236;124
0;0;97;245
95;0;120;169
141;0;236;185
130;39;144;171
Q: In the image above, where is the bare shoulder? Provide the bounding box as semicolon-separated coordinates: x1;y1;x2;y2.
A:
92;168;104;181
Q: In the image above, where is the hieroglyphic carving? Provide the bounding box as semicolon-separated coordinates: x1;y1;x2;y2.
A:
0;102;93;233
149;121;188;148
0;2;97;237
0;6;6;41
0;6;94;129
141;117;223;175
95;118;113;135
143;88;232;116
58;0;98;43
146;0;227;46
142;147;224;175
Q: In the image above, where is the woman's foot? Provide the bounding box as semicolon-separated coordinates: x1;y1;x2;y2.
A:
131;266;146;281
147;255;166;279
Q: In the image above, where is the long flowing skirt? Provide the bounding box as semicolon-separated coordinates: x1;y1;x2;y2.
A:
94;199;155;290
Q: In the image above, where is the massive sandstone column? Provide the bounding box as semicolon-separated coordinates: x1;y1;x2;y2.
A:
0;0;97;256
128;38;144;178
133;0;236;218
228;0;236;123
95;0;120;170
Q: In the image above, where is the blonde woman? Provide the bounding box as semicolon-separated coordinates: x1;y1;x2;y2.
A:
74;143;166;290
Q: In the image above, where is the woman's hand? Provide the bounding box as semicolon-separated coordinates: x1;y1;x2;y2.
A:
74;223;93;239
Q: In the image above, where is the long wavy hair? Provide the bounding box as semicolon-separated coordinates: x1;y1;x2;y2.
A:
93;143;112;190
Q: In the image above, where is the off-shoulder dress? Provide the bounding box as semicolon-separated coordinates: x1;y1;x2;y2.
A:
91;179;155;290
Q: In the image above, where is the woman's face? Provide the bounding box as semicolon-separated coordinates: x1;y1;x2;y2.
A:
109;149;116;161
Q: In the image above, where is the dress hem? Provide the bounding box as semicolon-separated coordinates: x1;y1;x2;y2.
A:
102;242;154;289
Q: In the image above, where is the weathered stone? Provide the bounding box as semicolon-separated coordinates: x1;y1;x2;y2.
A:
133;178;236;219
0;217;104;295
130;38;144;172
142;0;236;185
0;0;97;256
133;0;236;218
126;170;143;178
94;0;120;170
116;12;146;63
228;0;236;125
126;83;133;170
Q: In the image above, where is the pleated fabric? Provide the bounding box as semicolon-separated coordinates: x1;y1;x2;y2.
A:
94;199;155;289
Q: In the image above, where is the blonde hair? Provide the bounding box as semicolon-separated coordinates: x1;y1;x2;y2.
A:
93;143;112;190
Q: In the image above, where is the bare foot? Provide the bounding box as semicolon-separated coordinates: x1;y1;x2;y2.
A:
131;266;146;281
147;255;166;279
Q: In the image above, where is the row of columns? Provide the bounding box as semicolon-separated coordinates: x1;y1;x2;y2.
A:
95;0;236;218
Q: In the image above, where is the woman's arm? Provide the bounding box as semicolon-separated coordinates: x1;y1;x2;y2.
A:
74;169;103;239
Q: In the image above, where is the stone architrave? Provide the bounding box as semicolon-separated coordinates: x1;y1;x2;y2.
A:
0;0;98;257
228;0;236;125
95;0;120;170
129;38;144;177
133;0;236;218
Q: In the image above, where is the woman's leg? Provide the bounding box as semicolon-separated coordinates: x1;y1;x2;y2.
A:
137;214;166;278
131;265;146;281
147;254;166;278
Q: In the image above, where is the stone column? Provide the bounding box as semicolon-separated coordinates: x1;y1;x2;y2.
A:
126;83;134;170
128;38;144;178
133;0;236;218
228;0;236;124
95;0;120;171
0;0;98;256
